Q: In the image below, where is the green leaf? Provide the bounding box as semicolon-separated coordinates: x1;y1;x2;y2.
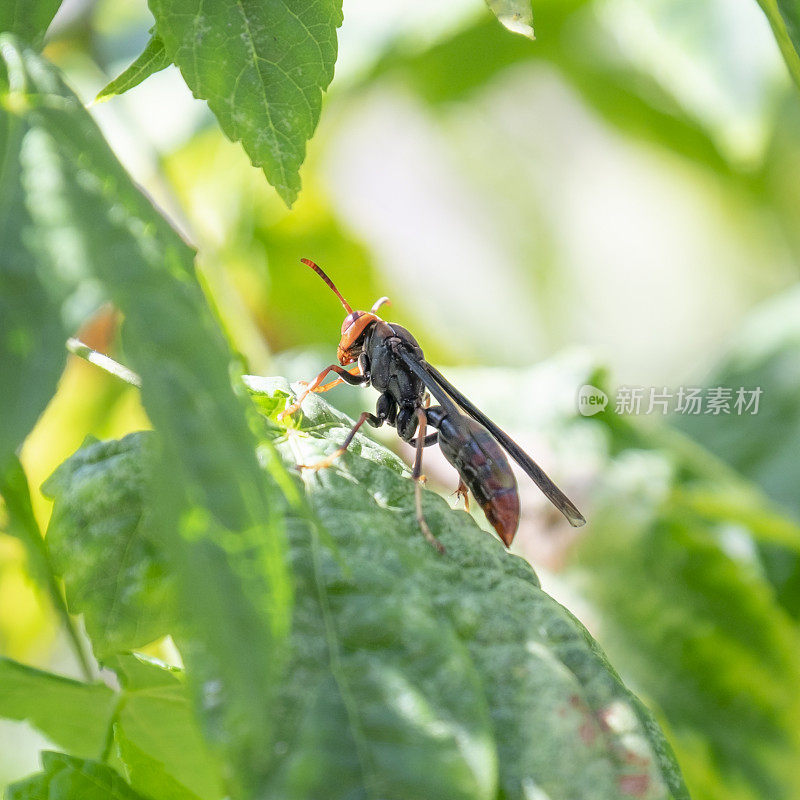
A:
253;380;688;800
674;285;800;616
42;434;175;660
373;9;744;184
675;285;800;520
778;0;800;44
570;450;800;800
756;0;800;89
265;519;498;800
6;752;147;800
1;36;291;798
147;0;343;206
403;359;800;800
0;457;92;679
0;659;115;759
95;35;170;102
0;0;61;48
0;653;223;800
40;373;691;800
485;0;535;39
108;654;225;800
0;458;53;595
0;107;68;464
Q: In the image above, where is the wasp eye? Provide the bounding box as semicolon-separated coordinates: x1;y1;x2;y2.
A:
341;311;363;335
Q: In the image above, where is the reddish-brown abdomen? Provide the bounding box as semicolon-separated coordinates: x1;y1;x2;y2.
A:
431;408;521;546
480;489;521;547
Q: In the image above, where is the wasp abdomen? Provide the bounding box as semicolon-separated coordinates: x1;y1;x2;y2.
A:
426;407;520;546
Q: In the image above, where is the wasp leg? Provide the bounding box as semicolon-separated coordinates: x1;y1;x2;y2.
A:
298;411;382;471
315;363;362;393
279;364;365;419
412;408;445;554
453;479;470;512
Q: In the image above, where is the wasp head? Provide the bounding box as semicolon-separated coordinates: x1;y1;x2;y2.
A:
337;310;379;364
300;258;389;366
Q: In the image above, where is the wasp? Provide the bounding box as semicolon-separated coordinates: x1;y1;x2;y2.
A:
279;259;585;551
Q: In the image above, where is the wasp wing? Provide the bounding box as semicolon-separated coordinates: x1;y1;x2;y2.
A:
395;348;586;527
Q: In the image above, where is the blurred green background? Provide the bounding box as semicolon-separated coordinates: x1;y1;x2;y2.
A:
3;0;800;798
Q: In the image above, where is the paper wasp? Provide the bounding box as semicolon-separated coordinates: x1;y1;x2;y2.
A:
279;259;586;551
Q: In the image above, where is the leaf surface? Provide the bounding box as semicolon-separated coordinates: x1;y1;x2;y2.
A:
254;380;687;800
1;37;291;798
0;105;68;464
756;0;800;88
96;35;170;101
43;376;690;800
42;434;174;659
6;752;147;800
0;457;92;677
108;654;225;800
674;285;800;617
148;0;343;205
0;0;61;47
0;653;222;800
572;450;800;800
0;660;115;759
402;359;800;800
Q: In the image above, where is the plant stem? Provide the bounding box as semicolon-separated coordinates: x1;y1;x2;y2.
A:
0;458;95;682
66;338;142;387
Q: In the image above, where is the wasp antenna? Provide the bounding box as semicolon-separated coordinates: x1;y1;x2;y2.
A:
371;296;391;314
300;258;353;314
